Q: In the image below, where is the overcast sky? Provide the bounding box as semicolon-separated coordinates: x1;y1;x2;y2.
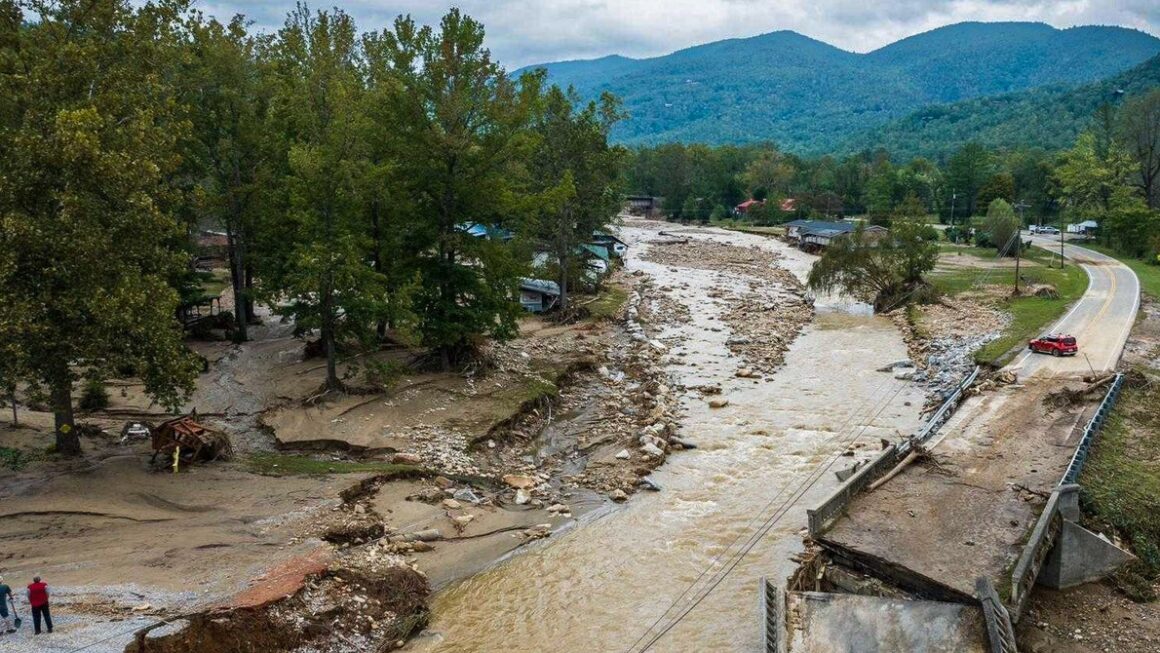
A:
189;1;1160;68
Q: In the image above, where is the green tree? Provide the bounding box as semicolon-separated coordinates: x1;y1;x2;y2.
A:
531;86;625;309
976;172;1015;209
984;198;1021;256
807;221;939;312
1054;130;1137;218
262;6;386;390
946;142;993;217
185;16;273;342
0;0;200;454
378;10;542;368
1117;89;1160;209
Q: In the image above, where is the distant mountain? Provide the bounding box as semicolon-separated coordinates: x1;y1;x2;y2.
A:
848;54;1160;160
521;22;1160;154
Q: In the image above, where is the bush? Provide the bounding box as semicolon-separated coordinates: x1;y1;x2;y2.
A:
362;359;411;392
78;380;110;411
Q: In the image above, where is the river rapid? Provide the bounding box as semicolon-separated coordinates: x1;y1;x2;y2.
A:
406;222;925;653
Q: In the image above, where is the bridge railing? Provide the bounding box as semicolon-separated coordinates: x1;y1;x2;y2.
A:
1062;373;1124;485
806;366;980;537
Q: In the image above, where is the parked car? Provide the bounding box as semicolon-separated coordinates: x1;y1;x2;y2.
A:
1028;334;1078;356
1037;226;1060;235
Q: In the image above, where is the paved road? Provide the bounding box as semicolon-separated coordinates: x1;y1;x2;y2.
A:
1009;236;1139;378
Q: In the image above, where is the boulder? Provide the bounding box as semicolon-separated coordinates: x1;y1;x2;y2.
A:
708;399;730;409
391;452;423;465
615;449;631;460
503;474;537;489
640;442;665;458
515;488;532;505
610;489;629;502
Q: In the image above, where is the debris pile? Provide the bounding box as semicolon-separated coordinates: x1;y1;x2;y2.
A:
890;298;1010;397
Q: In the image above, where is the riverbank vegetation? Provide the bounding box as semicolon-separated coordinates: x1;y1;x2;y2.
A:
0;1;625;454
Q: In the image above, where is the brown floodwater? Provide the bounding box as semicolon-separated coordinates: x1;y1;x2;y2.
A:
406;224;924;653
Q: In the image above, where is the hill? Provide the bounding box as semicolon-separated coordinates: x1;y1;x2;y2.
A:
522;22;1160;154
848;54;1160;160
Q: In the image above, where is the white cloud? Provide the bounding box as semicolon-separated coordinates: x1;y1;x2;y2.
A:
182;1;1159;68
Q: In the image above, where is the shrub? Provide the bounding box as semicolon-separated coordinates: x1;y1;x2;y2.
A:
78;380;110;411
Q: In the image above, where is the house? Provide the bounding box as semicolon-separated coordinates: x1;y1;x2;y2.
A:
780;198;797;213
785;219;888;251
1067;220;1099;235
519;278;561;313
579;243;611;277
458;222;515;242
735;199;763;215
591;231;628;258
625;195;663;215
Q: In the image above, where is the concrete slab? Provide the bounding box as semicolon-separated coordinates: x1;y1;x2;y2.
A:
786;591;989;653
1040;521;1135;589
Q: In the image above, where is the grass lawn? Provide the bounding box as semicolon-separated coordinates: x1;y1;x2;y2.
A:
1077;242;1160;300
1080;375;1160;598
584;284;628;321
246;453;426;477
709;219;786;237
930;244;1090;365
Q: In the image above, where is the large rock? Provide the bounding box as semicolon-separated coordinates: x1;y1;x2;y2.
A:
503;474;537;489
640;442;665;458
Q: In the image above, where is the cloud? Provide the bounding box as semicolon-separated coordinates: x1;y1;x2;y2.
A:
180;1;1159;68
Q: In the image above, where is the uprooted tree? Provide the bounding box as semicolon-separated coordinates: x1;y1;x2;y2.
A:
0;0;200;454
806;217;940;312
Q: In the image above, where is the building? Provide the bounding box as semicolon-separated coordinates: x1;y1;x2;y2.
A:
519;278;561;313
591;231;628;258
735;199;763;215
625;195;663;215
785;219;888;251
458;222;515;242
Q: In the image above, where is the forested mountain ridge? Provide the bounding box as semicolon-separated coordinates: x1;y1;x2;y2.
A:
850;54;1160;160
522;22;1160;153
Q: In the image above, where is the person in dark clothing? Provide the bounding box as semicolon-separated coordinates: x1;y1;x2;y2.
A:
27;576;51;634
0;575;14;633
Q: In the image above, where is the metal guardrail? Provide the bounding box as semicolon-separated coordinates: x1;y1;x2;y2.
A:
806;366;980;537
978;577;1019;653
761;578;785;653
1062;373;1124;485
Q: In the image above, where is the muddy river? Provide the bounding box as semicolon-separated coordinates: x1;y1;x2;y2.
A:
408;223;925;653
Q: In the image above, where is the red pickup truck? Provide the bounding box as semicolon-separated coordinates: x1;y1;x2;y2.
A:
1028;334;1079;356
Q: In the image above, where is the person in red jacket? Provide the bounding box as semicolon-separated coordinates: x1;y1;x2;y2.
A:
26;576;52;635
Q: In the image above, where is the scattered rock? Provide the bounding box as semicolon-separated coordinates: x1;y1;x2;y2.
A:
708;399;730;409
503;474;537;489
615;449;631;460
609;489;628;502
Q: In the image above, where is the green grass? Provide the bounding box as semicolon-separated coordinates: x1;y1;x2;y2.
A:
711;220;786;236
585;285;628;321
246;454;424;477
1080;375;1160;597
930;247;1089;365
0;446;42;471
197;269;230;299
1079;243;1160;299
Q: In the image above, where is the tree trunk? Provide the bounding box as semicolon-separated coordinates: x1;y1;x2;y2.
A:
558;253;569;311
8;386;16;425
51;377;79;456
226;226;248;343
370;199;388;340
321;286;340;391
244;265;257;323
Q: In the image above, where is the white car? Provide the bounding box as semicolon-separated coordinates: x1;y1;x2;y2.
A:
1038;226;1060;235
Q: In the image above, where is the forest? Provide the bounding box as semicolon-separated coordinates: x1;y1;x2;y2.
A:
0;0;625;454
625;89;1160;263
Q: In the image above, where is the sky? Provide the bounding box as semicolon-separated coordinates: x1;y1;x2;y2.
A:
189;1;1160;68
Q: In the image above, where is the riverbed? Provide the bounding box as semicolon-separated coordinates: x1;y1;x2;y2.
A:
406;221;925;653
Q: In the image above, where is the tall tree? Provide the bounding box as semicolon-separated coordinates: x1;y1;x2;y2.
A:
1117;89;1160;209
946;142;993;217
532;86;625;310
0;0;200;454
185;16;273;342
378;9;542;368
263;6;385;390
985;198;1021;256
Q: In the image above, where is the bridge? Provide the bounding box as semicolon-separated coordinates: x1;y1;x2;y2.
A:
767;240;1141;652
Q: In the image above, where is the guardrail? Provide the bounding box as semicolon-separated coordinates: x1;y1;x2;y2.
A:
806;366;980;537
1062;373;1124;485
760;578;785;653
1009;374;1125;618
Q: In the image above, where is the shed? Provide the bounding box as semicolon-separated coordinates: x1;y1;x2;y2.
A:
519;278;561;313
458;222;515;242
625;195;663;215
735;199;763;215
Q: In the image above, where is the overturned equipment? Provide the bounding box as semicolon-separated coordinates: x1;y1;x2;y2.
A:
151;415;232;466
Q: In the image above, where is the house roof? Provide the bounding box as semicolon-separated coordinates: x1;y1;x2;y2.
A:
592;231;627;247
458;222;515;241
520;278;560;296
579;243;611;261
789;220;854;233
736;199;761;209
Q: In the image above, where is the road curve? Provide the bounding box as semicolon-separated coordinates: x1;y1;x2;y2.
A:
1009;236;1140;378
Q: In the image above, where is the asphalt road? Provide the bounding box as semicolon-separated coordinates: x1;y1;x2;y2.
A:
1009;235;1140;378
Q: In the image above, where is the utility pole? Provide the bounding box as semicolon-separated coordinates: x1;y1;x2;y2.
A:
1014;201;1029;294
1060;200;1067;269
949;191;957;243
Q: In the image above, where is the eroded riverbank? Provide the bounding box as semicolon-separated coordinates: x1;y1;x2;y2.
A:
405;220;926;652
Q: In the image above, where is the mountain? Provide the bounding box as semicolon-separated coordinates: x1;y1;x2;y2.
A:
521;22;1160;154
848;54;1160;161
